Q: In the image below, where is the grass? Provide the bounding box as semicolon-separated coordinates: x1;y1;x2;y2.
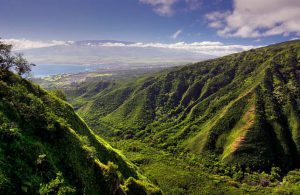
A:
221;103;255;160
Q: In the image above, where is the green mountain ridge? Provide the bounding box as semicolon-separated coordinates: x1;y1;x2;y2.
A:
76;40;300;171
0;69;161;194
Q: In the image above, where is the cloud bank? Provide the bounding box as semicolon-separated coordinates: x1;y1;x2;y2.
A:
3;38;259;56
2;39;73;50
98;41;258;56
206;0;300;38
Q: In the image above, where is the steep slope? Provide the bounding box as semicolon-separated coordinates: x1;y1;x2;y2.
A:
0;70;161;194
77;40;300;171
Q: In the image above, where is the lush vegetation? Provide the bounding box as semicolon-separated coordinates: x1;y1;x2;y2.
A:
7;39;298;194
76;40;300;171
68;40;300;193
103;138;300;194
0;41;161;194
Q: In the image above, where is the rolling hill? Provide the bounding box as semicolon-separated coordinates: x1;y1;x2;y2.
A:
0;69;161;194
76;40;300;172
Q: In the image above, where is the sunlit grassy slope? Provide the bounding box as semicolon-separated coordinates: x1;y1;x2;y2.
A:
77;40;300;171
0;70;161;194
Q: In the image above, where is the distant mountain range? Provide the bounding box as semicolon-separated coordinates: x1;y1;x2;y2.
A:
20;40;215;67
73;40;135;46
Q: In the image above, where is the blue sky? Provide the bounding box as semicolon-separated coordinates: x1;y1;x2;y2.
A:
1;0;299;47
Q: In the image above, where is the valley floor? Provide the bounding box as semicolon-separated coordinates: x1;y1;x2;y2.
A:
89;133;300;195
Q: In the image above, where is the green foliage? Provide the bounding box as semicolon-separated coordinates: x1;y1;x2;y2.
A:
122;177;162;195
102;161;121;194
270;167;281;181
0;70;159;193
273;169;300;194
0;40;35;75
49;89;67;101
103;138;300;194
283;169;300;184
75;40;300;172
63;40;300;194
39;172;76;195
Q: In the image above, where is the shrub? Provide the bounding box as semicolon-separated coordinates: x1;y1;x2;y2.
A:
283;169;300;184
233;171;244;182
270;167;281;181
39;172;76;195
122;177;162;195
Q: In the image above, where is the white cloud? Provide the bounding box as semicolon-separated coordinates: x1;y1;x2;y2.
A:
2;39;72;50
171;29;183;39
205;11;231;29
98;42;127;47
208;21;223;29
139;0;178;16
205;11;230;22
206;0;300;38
139;0;202;16
185;0;202;10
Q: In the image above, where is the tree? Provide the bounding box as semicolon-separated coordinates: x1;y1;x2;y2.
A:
0;40;35;75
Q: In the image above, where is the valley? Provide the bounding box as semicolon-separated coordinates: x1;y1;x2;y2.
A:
37;40;300;194
2;0;300;194
74;40;300;171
